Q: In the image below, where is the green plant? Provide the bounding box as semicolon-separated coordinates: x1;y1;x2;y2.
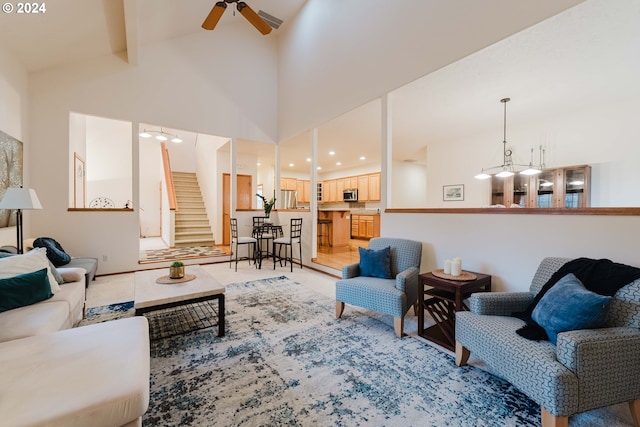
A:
170;261;184;268
256;194;276;216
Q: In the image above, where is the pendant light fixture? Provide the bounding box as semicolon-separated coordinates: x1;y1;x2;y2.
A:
139;128;183;143
475;98;545;180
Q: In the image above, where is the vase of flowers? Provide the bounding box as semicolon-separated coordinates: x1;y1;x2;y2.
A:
169;261;185;279
256;193;276;219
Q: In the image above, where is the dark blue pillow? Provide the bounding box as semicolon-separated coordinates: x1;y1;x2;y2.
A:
33;237;71;267
532;273;612;344
0;268;53;313
358;246;393;279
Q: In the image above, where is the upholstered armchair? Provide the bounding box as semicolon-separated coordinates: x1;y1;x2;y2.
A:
455;257;640;427
335;237;422;338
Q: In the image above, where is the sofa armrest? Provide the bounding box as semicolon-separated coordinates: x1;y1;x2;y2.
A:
556;327;640;406
342;263;360;279
395;267;419;293
468;292;534;315
56;267;87;284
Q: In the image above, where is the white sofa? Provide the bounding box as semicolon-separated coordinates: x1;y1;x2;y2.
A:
0;316;150;427
0;255;151;427
0;267;86;343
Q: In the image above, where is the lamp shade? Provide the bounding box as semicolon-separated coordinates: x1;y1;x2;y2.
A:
0;188;43;210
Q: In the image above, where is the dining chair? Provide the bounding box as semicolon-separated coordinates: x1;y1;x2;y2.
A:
230;218;257;271
273;218;303;272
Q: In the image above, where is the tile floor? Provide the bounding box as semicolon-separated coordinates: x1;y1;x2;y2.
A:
85;258;338;309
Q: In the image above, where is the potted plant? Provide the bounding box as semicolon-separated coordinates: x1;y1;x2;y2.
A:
256;194;276;219
169;261;185;279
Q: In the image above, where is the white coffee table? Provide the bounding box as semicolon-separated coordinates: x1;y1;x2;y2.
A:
134;265;225;337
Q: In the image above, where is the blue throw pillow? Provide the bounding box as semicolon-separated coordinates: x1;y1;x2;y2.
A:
0;268;53;313
358;246;393;279
532;273;612;344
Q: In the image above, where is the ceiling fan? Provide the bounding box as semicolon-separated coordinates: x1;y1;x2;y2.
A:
202;0;278;35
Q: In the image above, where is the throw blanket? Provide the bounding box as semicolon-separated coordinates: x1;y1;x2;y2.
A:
515;257;640;341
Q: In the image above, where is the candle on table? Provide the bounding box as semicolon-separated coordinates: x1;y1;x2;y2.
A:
444;260;452;275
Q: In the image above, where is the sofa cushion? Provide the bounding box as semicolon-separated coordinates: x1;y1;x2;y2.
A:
0;301;70;343
0;317;150;427
0;268;53;313
0;248;60;293
532;273;612;344
358;246;392;279
33;237;71;267
0;251;64;284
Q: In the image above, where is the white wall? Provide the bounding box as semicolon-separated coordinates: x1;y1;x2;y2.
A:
139;138;163;237
27;24;278;274
391;162;428;208
195;134;229;244
0;45;29;246
277;0;584;140
383;212;640;292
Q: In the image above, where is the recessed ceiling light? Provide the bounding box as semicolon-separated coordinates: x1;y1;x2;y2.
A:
289;163;294;167
329;151;335;156
317;166;322;170
359;156;366;160
256;162;261;166
336;162;342;166
306;158;311;162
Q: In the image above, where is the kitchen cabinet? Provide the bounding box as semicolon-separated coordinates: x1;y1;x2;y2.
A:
295;180;311;204
323;179;338;203
355;173;381;202
351;214;380;239
357;176;369;201
490;165;591;208
281;177;297;191
318;210;350;247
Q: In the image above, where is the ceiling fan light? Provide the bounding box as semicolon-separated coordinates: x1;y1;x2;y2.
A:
172;137;183;143
155;134;168;141
139;132;151;138
237;2;272;35
202;2;227;30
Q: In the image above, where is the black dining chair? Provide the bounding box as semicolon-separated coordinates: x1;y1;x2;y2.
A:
273;218;303;272
230;218;257;271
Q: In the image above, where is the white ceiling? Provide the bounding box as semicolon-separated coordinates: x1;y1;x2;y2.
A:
2;0;631;179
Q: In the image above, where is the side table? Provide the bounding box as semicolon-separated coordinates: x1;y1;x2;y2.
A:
418;271;491;351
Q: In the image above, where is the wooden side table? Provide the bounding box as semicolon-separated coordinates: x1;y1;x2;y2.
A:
418;271;491;351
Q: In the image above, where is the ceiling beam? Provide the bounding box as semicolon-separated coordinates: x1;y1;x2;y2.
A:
123;0;139;65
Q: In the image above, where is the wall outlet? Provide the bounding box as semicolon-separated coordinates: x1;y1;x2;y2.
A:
102;255;109;262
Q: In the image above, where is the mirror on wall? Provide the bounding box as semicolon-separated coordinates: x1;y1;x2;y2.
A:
69;113;132;209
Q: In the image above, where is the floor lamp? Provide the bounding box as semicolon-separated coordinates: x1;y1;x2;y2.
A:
0;187;43;254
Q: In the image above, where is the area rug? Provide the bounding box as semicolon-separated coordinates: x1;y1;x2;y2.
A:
82;276;633;427
138;245;229;264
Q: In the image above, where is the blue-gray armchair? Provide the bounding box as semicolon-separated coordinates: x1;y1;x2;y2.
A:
455;257;640;427
335;237;422;338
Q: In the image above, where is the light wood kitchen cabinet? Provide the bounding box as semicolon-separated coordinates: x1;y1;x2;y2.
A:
350;177;358;189
323;179;338;203
281;177;297;191
295;180;311;203
367;173;381;201
357;175;369;201
336;178;345;197
355;173;381;202
350;214;380;239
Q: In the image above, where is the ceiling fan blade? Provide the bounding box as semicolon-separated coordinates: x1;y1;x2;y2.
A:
202;2;227;30
236;2;272;35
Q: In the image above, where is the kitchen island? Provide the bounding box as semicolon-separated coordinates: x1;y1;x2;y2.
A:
318;210;350;247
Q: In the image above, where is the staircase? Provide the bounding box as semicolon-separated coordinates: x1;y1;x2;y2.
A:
172;172;215;247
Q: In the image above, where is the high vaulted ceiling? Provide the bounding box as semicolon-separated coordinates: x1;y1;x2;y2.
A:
0;0;306;72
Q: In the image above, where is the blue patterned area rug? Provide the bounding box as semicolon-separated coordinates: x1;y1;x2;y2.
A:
82;276;631;427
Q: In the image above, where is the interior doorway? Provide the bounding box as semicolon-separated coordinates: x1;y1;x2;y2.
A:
222;173;253;245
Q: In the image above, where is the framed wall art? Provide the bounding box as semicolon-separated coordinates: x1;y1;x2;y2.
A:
443;184;464;201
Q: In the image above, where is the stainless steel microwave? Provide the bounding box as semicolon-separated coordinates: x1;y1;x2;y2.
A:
343;189;358;202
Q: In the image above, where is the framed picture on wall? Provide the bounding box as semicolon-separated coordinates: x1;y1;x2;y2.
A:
443;184;464;201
